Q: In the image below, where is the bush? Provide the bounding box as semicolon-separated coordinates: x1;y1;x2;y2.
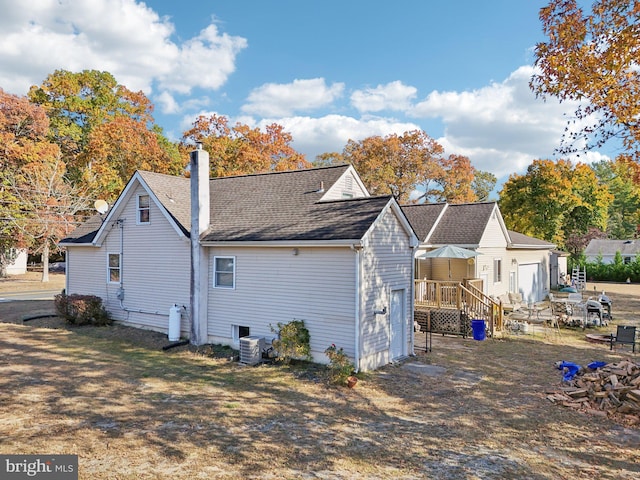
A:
270;319;312;364
54;292;112;326
324;344;355;385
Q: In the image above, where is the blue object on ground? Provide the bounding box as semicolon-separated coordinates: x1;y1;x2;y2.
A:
557;361;581;381
560;287;578;293
587;361;607;370
471;319;486;341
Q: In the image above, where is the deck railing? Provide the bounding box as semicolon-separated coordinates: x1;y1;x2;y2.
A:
414;279;503;335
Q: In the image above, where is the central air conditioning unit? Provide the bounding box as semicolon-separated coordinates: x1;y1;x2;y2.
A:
239;336;265;365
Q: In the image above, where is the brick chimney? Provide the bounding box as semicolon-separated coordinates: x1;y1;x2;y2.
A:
190;142;209;345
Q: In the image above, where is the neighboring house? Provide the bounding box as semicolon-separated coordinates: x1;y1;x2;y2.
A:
60;151;418;371
402;202;555;303
3;248;27;275
584;239;640;265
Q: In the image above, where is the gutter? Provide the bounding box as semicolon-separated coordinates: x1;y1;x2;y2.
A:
200;239;362;248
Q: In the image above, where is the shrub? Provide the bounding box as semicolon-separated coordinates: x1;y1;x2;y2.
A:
54;292;112;326
270;319;312;364
324;344;355;385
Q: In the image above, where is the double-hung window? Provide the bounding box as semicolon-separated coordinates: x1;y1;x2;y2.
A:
108;253;121;283
493;258;502;283
214;256;235;289
137;194;150;224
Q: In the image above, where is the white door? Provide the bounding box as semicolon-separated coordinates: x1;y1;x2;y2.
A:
390;289;405;360
518;263;544;303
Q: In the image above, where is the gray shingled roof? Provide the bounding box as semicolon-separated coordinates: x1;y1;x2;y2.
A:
62;165;395;244
416;202;496;245
508;230;555;248
61;214;105;244
584;239;640;256
430;202;496;245
202;166;384;241
401;203;446;241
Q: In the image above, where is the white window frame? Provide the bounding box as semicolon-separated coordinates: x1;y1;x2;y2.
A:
213;256;236;289
493;258;502;283
137;194;150;224
232;325;250;344
107;252;121;284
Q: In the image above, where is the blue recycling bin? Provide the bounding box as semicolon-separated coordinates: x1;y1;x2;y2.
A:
471;319;486;341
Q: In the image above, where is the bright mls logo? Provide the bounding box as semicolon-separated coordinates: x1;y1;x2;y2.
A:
0;455;77;479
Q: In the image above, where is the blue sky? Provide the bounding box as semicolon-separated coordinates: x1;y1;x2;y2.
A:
0;0;608;192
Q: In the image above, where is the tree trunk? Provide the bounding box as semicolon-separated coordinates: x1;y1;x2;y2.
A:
41;242;49;283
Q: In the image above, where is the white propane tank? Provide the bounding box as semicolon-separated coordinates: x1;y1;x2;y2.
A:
168;305;181;341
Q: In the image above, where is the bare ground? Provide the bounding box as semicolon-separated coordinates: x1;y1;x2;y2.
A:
0;277;638;479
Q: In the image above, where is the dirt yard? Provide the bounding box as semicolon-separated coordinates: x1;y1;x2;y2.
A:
0;276;639;479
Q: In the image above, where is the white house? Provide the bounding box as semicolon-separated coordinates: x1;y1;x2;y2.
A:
60;148;418;371
3;248;27;275
402;202;555;303
584;239;640;265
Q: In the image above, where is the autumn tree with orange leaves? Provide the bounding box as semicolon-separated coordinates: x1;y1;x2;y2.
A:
0;89;91;280
531;0;640;158
181;114;311;177
80;116;184;201
336;130;480;205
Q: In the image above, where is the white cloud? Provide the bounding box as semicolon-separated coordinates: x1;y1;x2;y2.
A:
408;65;592;177
0;0;246;96
156;91;180;114
350;81;417;113
241;78;344;117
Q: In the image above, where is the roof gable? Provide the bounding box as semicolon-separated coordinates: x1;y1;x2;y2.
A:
428;202;497;246
401;203;447;242
202;165;383;242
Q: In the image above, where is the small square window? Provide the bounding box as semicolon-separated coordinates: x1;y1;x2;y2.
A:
137;194;150;224
214;256;235;288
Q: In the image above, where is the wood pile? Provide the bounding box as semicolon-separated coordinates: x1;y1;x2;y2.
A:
547;359;640;426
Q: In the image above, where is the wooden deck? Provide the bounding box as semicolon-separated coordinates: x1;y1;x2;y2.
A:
414;279;503;337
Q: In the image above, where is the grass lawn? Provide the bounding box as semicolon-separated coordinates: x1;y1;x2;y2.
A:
0;277;638;479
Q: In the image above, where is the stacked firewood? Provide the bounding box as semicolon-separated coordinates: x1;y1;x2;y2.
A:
547;360;640;425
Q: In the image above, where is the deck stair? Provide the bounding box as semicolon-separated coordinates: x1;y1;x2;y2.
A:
414;279;502;337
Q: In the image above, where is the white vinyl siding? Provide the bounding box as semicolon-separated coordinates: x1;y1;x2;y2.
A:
475;208;510;298
206;246;356;363
359;207;413;371
321;170;368;200
67;183;190;334
66;247;110;296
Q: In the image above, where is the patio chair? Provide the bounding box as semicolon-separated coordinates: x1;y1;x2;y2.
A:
609;325;637;353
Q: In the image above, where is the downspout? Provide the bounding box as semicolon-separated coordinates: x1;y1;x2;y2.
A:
409;244;417;356
352;243;361;372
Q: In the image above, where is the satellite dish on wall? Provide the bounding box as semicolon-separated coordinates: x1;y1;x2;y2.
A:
94;199;109;215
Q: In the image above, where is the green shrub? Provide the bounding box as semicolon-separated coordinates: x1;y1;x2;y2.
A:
270;319;311;364
54;292;112;326
324;344;355;385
